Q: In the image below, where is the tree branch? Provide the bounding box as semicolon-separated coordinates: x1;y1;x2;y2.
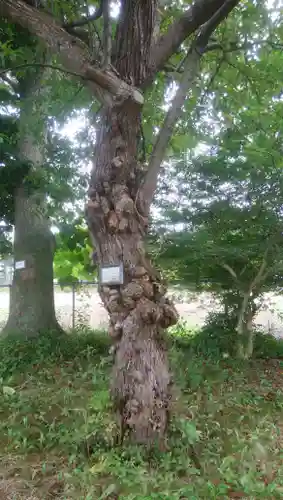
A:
138;49;201;214
250;249;269;290
0;63;85;80
222;263;238;280
205;39;283;54
102;0;111;69
163;37;280;75
139;0;239;214
205;40;245;52
144;0;239;87
0;73;19;93
198;54;225;108
0;0;143;107
63;0;103;29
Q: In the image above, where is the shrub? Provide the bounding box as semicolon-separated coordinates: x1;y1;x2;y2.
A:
253;330;283;359
189;312;237;357
168;320;196;348
169;312;283;360
0;329;110;379
168;313;237;358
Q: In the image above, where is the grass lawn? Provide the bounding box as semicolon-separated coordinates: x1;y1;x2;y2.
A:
0;331;283;499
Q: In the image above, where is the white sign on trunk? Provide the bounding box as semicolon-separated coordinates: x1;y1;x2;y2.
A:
15;260;26;270
100;263;124;286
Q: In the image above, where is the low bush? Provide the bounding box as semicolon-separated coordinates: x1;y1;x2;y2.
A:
169;312;283;359
253;329;283;359
0;329;110;379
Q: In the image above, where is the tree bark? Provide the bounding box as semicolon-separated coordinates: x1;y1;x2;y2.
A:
245;309;255;359
84;1;180;445
236;255;268;359
146;0;238;85
3;190;60;337
2;72;62;337
0;0;143;107
236;309;255;360
236;296;256;360
86;103;178;445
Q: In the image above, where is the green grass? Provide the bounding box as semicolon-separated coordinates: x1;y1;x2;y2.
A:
1;329;283;499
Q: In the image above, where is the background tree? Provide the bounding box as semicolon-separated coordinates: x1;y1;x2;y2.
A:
155;33;283;358
0;21;60;335
0;21;89;334
2;71;62;335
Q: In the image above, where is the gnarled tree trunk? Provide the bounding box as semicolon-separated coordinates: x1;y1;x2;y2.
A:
85;2;179;445
2;71;62;337
87;106;178;445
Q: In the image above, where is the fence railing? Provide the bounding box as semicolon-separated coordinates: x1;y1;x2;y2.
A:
1;285;283;337
54;281;99;329
0;281;109;331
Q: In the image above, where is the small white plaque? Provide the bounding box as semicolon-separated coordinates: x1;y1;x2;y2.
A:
0;258;14;285
15;260;25;270
100;263;124;286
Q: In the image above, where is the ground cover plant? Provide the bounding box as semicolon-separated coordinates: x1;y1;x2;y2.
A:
1;328;283;499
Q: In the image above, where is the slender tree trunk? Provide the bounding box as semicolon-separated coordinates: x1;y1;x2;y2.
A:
2;72;62;337
87;104;178;445
236;297;256;360
245;309;254;359
237;317;254;359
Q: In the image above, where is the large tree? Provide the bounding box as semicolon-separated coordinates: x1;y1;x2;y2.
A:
0;20;62;335
0;0;242;443
0;21;88;335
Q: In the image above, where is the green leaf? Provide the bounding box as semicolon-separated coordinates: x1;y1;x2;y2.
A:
3;385;16;396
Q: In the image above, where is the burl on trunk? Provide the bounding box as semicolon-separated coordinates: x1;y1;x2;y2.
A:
86;104;179;444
